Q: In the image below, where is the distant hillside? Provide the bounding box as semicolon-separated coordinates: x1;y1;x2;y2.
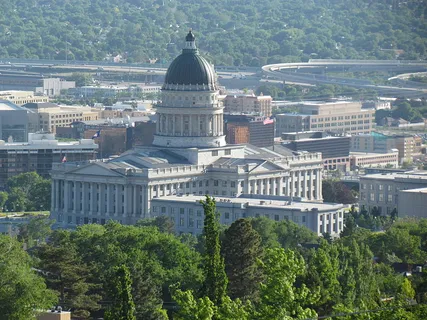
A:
0;0;425;66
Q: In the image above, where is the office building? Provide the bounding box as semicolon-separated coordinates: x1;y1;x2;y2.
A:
281;131;351;171
224;115;274;147
349;150;399;170
24;103;99;134
0;90;49;106
351;133;419;164
276;101;375;136
359;171;427;216
50;31;344;236
0;100;29;142
0;133;97;187
0;71;75;96
223;94;272;116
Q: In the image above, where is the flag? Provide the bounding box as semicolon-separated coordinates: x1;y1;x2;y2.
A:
263;118;274;125
61;156;67;163
92;130;101;139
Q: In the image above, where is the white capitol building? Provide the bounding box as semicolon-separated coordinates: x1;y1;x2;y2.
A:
50;31;346;236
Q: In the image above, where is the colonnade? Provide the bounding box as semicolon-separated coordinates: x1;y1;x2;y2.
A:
157;113;223;137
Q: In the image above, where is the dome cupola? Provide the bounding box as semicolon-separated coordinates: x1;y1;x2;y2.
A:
163;30;217;91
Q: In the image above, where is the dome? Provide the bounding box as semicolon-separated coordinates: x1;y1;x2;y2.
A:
163;31;217;90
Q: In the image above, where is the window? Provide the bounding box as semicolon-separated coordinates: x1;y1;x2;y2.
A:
225;212;230;219
180;208;185;214
179;217;184;226
370;193;375;201
212;150;218;156
231;181;235;188
387;195;393;202
379;194;384;202
214;180;219;186
225;149;231;155
274;215;279;221
302;216;306;223
161;207;166;213
153;206;158;212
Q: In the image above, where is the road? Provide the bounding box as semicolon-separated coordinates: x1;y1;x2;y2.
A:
262;59;427;98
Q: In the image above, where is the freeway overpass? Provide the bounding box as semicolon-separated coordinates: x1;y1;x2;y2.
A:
262;59;427;98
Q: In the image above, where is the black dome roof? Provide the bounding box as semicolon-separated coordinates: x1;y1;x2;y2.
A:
163;31;217;89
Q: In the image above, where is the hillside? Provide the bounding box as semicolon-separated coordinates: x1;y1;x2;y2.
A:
0;0;425;66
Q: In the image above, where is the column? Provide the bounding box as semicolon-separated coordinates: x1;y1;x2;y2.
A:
290;172;294;198
278;177;283;196
181;115;184;136
303;170;307;199
123;185;129;216
133;186;138;217
106;184;112;216
115;184;120;216
81;182;87;213
147;185;152;218
316;169;322;200
219;114;223;134
64;181;69;213
73;182;79;213
54;180;59;211
189;115;192;136
309;170;313;200
272;178;276;195
51;180;56;212
172;115;176;136
98;184;104;216
197;115;200;136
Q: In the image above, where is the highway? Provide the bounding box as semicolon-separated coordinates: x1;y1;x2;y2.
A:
262;59;427;98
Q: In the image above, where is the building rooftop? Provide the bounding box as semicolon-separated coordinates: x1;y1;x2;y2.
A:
0;100;28;111
152;194;346;212
361;171;427;181
400;187;427;194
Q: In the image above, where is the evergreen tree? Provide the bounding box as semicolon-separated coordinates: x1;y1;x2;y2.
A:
222;218;264;301
35;231;101;318
105;265;136;320
200;196;228;306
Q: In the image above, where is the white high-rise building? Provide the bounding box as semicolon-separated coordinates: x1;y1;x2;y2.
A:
50;31;346;236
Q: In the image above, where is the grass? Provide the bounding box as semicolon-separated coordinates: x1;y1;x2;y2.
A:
0;211;50;217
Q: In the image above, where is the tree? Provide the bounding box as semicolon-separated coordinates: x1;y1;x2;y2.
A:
322;180;357;204
67;72;93;87
0;191;8;210
200;196;228;307
18;216;54;248
105;265;136;320
35;231;101;318
136;216;175;234
222;219;264;301
0;235;57;319
255;248;317;319
5;172;51;211
305;242;341;316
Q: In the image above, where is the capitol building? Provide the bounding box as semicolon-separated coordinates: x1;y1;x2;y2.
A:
50;31;346;236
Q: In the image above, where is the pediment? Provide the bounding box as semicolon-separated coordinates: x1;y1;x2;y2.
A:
249;161;286;173
67;163;124;177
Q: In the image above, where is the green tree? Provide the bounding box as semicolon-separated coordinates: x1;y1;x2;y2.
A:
222;218;264;301
305;242;341;316
0;235;57;320
136;216;175;234
105;265;136;320
200;196;228;307
67;72;93;87
255;248;317;319
35;231;101;318
0;191;8;210
18;216;53;248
